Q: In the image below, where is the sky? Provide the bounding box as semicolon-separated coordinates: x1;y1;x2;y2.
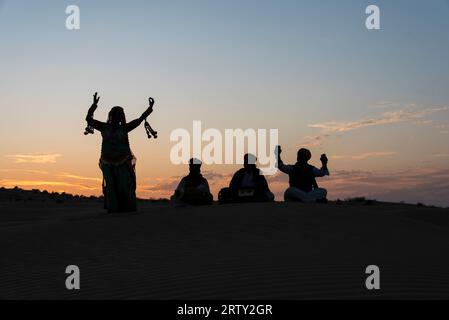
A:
1;0;449;206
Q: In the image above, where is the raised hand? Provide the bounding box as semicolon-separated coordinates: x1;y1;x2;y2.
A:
275;145;282;157
93;92;100;105
320;154;328;165
144;98;157;138
141;97;154;119
85;92;100;135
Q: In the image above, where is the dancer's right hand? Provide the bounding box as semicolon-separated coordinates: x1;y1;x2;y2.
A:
92;92;100;106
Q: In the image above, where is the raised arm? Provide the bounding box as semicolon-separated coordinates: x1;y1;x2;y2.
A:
126;97;154;132
85;92;105;131
275;145;294;174
313;154;330;177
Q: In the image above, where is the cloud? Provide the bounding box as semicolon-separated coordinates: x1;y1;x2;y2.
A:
203;171;231;181
143;171;232;193
0;179;99;191
298;134;330;148
0;169;49;175
414;120;433;125
58;173;102;182
318;167;449;207
433;123;449;134
331;151;396;160
265;166;449;207
308;106;448;133
144;177;180;192
370;101;417;110
138;166;449;206
5;153;62;164
138;170;234;199
301;105;448;148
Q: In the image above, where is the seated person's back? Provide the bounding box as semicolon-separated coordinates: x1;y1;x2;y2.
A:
288;162;319;192
276;146;329;203
219;154;274;203
171;158;213;205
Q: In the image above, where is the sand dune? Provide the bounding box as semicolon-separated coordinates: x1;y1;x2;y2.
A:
1;199;449;299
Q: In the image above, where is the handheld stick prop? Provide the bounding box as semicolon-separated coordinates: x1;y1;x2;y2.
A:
84;124;94;135
144;119;158;139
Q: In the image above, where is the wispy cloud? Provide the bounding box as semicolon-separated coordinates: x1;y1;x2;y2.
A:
0;179;99;190
143;171;231;193
58;173;102;182
0;169;49;175
318;167;449;207
433;123;449;134
370;101;417;110
299;134;330;148
264;166;449;207
144;177;180;192
203;171;232;182
302;105;448;148
5;153;62;164
331;151;396;160
308;106;448;133
433;153;449;158
414;120;433;125
139;171;233;199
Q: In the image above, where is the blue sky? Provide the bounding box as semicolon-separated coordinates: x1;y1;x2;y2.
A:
1;0;449;205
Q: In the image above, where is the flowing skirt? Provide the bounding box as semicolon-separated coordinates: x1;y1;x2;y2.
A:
100;158;137;213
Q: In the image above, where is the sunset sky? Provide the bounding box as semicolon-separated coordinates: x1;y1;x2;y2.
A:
1;0;449;206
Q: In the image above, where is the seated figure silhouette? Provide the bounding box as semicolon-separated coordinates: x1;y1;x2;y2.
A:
171;158;213;206
276;146;329;203
219;153;274;203
85;92;154;213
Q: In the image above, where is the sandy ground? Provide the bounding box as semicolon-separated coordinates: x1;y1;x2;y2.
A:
1;200;449;299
